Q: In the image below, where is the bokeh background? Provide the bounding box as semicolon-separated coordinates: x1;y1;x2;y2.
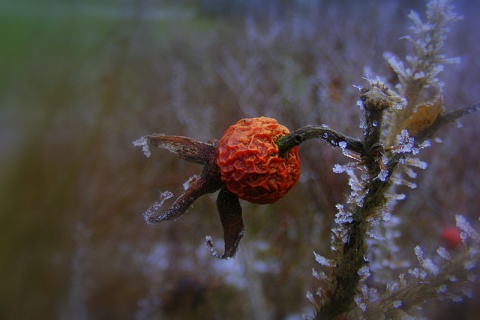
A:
1;0;479;319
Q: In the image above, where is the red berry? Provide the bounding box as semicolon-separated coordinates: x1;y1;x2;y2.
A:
217;117;301;204
440;226;462;249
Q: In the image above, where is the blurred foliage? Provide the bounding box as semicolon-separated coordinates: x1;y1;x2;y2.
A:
0;0;479;319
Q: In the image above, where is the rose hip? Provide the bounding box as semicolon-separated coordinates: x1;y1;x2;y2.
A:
217;117;300;204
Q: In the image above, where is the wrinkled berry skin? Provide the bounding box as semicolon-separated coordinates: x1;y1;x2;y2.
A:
217;117;300;204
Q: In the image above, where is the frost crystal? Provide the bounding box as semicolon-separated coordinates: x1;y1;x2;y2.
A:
354;296;367;312
377;169;389;182
306;291;316;305
314;251;332;267
437;285;447;294
463;260;476;271
436;247;451;260
392;300;402;308
183;175;200;191
422;258;440;276
408;267;427;280
412;245;440;276
312;268;327;280
448;295;463;302
142;191;174;224
358;266;371;281
133;136;152;157
387;282;399;292
405;158;428;169
402;166;418;179
467;274;477;283
456;215;480;243
394;130;415;154
334;204;353;225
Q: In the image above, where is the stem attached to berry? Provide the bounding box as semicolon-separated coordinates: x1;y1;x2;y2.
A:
276;125;364;157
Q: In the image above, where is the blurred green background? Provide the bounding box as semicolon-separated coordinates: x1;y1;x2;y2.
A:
1;0;479;319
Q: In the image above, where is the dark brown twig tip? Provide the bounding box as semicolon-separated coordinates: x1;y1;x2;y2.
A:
276;125;364;157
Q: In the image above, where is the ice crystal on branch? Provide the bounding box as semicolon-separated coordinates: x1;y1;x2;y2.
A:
383;0;462;146
385;0;462;93
133;136;151;158
142;191;174;225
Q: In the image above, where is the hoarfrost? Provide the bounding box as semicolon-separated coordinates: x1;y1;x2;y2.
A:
402;166;418;179
448;294;463;302
358;266;371;281
393;300;402;308
338;141;347;149
377;169;389;182
354;295;367;312
412;245;440;276
437;285;447;294
463;260;476;271
334;204;353;225
133;136;151;158
306;291;316;305
143;191;174;224
418;140;431;149
399;273;408;286
405;158;428;169
313;251;332;267
422;258;440;276
395;130;415;154
367;229;385;240
332;164;344;174
408;267;427;280
413;71;426;80
386;193;406;201
387;282;399;292
359;117;367;129
456;215;480;243
414;246;424;263
332;163;357;174
183;175;200;191
312;269;328;281
467;274;477;283
436;247;451;260
403;180;417;189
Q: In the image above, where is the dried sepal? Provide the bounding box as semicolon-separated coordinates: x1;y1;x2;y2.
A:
143;155;223;224
206;187;245;259
145;134;217;165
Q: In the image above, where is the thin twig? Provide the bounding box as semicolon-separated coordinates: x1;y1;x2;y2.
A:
276;125;364;157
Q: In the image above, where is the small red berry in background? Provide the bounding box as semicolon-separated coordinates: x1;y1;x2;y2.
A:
217;117;301;204
440;226;462;249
